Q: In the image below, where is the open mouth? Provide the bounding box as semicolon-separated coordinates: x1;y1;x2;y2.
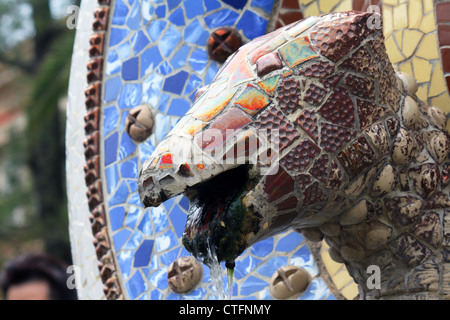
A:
182;164;262;267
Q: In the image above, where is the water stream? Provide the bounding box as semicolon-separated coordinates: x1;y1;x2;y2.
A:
200;239;236;300
227;267;234;300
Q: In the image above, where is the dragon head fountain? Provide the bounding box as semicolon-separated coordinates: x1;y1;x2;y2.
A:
138;11;450;299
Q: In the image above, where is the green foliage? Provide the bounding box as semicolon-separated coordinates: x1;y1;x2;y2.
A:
26;30;75;139
0;0;78;264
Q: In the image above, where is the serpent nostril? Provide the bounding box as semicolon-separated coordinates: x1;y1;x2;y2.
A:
177;164;194;178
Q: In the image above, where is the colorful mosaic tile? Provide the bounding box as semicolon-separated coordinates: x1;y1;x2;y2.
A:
98;0;333;301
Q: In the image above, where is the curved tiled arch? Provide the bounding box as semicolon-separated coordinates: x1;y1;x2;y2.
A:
82;0;124;300
436;0;450;94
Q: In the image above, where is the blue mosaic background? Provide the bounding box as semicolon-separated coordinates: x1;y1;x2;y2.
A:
102;0;335;300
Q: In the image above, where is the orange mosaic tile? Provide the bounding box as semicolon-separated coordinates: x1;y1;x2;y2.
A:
234;85;271;115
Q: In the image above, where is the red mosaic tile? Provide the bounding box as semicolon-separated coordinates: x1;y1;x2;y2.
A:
304;83;328;106
438;24;450;47
256;52;283;77
296;110;319;142
280;11;304;26
309;154;329;183
319;86;355;128
254;106;300;151
340;47;379;77
303;182;328;206
264;166;295;203
282;0;300;9
295;174;313;190
275;196;299;211
310;11;374;62
441;48;450;73
436;2;450;24
321;72;344;89
345;73;375;99
320;122;356;153
276;78;303;114
297;60;335;79
352;0;382;14
280;138;321;172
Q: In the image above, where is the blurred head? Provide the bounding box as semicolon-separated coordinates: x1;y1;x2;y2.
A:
0;253;77;300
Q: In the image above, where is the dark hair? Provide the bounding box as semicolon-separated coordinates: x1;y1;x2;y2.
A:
0;253;78;300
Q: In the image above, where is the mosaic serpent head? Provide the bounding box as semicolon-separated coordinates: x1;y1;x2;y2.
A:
138;11;450;299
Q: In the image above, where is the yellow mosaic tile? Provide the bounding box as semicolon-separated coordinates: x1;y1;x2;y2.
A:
432;93;450;114
384;0;399;5
420;12;436;34
429;65;447;97
300;0;314;6
393;3;408;30
413;57;433;83
340;283;359;300
423;0;433;13
399;60;413;76
333;269;353;290
402;29;423;59
408;0;422;29
416;34;439;60
394;31;403;49
320;242;342;277
416;84;428;101
383;6;393;38
333;0;351;12
385;35;405;63
304;0;319;17
319;0;340;13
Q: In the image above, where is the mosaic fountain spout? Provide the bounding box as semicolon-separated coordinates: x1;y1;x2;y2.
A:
138;11;450;300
